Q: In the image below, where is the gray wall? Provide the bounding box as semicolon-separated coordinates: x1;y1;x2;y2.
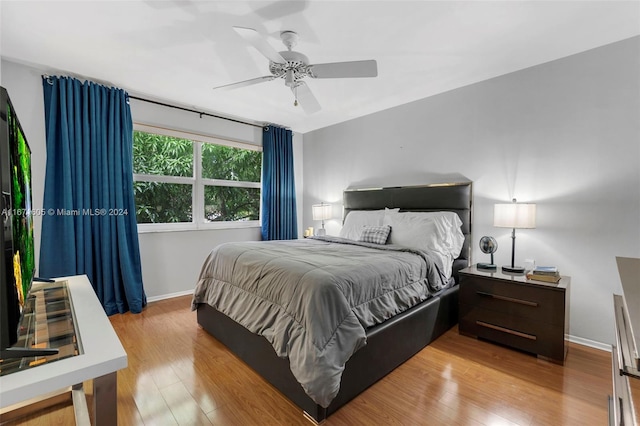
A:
0;59;304;300
302;37;640;346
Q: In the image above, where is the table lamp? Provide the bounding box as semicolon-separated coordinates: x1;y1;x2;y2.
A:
312;203;332;236
494;199;536;273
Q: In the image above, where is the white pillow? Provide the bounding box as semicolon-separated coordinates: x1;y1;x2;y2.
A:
383;211;464;279
339;208;400;241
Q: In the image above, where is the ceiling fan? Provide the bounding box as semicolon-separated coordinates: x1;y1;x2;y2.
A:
213;27;378;114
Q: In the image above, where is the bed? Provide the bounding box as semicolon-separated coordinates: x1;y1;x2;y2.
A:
192;182;472;423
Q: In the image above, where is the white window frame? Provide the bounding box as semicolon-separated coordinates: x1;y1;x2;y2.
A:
133;123;262;233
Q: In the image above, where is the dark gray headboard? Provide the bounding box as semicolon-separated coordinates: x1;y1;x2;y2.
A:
343;182;472;283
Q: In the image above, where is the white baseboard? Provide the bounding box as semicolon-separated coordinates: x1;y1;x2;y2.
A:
568;334;611;352
146;289;194;304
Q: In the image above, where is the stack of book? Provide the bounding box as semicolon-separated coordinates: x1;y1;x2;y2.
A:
526;266;561;283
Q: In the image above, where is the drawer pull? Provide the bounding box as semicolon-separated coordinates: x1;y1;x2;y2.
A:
476;321;537;340
476;291;538;307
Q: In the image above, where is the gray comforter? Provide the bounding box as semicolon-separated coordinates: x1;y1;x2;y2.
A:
191;236;450;407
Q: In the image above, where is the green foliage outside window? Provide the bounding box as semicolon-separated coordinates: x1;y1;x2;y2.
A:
134;182;193;223
132;130;261;225
204;186;260;222
202;143;261;182
133;131;193;177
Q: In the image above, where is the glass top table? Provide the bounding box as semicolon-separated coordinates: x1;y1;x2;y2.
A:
1;281;81;376
0;275;127;425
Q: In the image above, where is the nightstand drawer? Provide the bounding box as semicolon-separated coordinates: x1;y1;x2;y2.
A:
459;307;566;361
458;266;569;364
459;276;565;325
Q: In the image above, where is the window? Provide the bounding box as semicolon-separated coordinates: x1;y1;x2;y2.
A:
132;124;262;231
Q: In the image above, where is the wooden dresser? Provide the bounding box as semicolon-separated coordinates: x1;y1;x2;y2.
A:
458;265;570;364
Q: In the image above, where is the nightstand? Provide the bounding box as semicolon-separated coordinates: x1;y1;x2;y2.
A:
458;265;570;364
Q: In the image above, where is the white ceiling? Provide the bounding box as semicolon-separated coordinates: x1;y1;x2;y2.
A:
1;1;639;133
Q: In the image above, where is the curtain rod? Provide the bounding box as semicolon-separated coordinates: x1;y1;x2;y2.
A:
42;75;273;130
128;95;266;129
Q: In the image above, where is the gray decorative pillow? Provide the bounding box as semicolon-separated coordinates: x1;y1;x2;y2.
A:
358;225;392;245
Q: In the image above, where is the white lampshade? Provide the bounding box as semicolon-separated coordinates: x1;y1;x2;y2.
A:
312;203;332;221
494;203;536;229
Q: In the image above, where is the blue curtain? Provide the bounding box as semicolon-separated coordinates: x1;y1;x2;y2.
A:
261;126;298;240
40;76;146;315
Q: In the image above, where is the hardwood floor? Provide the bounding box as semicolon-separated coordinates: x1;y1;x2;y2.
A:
5;295;612;425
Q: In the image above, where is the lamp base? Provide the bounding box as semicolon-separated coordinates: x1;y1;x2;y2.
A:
316;228;326;236
501;265;525;274
477;263;497;271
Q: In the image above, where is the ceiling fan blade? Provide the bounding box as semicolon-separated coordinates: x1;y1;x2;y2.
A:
253;0;309;20
213;76;275;90
292;82;321;114
309;59;378;78
233;26;286;64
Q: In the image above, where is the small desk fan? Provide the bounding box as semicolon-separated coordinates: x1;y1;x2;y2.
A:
477;236;498;271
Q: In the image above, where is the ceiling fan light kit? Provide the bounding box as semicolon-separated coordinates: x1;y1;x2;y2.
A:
280;30;299;50
214;27;378;113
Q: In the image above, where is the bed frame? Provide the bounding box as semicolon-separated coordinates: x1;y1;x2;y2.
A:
196;182;472;423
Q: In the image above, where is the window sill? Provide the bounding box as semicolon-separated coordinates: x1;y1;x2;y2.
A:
137;221;261;234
